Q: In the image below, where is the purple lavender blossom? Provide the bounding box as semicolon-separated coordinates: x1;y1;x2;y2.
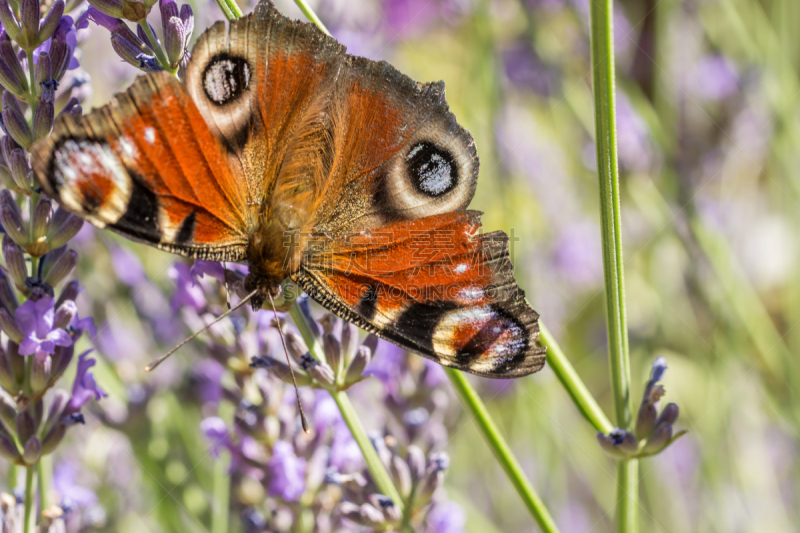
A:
200;416;231;458
53;460;98;508
110;245;146;286
267;441;307;502
552;221;603;287
503;39;556;97
193;359;224;405
690;55;739;101
15;296;72;361
425;501;466;533
169;262;205;312
34;16;80;70
67;350;107;413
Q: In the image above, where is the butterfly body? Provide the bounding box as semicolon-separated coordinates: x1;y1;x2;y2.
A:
31;0;546;378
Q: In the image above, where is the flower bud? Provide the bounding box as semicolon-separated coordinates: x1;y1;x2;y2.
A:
351;503;385;527
110;26;151;67
22;436;41;464
88;0;124;18
50;344;73;379
42;389;68;435
38;1;65;43
322;331;342;376
3;236;27;286
33;84;55;140
406;444;426;482
0;395;16;430
306;357;335;387
656;402;679;426
0;309;22;343
597;428;639;459
284;331;307;362
0;194;28;246
0;0;20;39
49;40;71;81
53;300;76;330
55;279;79;307
34;52;52;89
9;148;31;191
164;16;185;68
390;455;412;496
179;3;193;39
2;101;32;147
121;0;155;22
31;198;52;242
635;400;657;440
40;423;65;455
0;349;16;392
19;0;39;38
0;434;18;462
159;0;177;23
15;410;35;444
419;453;448;501
249;356;312;387
47;208;83;249
642;423;672;455
30;356;51;394
0;275;17;313
6;343;23;384
0;39;27;95
345;345;371;384
42;248;77;286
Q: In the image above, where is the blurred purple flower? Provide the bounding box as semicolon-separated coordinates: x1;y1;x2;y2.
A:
193;359;224;405
424;501;466;533
67;350;107;412
552;221;603;287
690;55;738;101
81;6;119;32
200;416;231;458
53;460;98;509
169;262;205;312
35;16;80;70
110;245;146;286
70;312;97;339
15;297;72;361
267;440;307;502
383;0;439;36
503;39;556;97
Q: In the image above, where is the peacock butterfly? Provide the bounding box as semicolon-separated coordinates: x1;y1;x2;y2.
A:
30;0;546;379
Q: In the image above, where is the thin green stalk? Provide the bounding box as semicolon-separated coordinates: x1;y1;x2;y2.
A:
288;305;404;512
23;465;34;533
538;322;613;433
38;456;52;510
25;47;37;114
293;0;330;35
446;369;559;533
137;20;175;74
330;390;404;508
211;450;230;533
588;0;637;531
213;0;242;21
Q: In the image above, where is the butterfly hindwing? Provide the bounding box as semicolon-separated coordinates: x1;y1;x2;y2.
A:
31;72;252;260
294;212;545;378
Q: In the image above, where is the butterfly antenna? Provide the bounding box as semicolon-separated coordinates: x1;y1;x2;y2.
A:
223;262;231;310
145;288;260;372
268;291;310;434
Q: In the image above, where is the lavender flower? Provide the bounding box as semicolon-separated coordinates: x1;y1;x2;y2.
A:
267;440;307;501
15;296;72;361
67;350;107;413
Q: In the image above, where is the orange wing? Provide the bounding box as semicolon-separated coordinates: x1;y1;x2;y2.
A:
31;73;252;261
293;212;545;378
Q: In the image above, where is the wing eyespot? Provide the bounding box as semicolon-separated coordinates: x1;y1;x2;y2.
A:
406;141;458;197
202;53;251;106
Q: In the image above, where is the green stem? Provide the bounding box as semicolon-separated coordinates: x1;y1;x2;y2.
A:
539;322;614;433
288;305;405;512
446;369;560;533
23;465;34;533
330;390;404;509
588;0;637;531
293;0;331;35
38;455;52;510
137;20;175;74
25;48;37;114
210;450;230;533
213;0;242;21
